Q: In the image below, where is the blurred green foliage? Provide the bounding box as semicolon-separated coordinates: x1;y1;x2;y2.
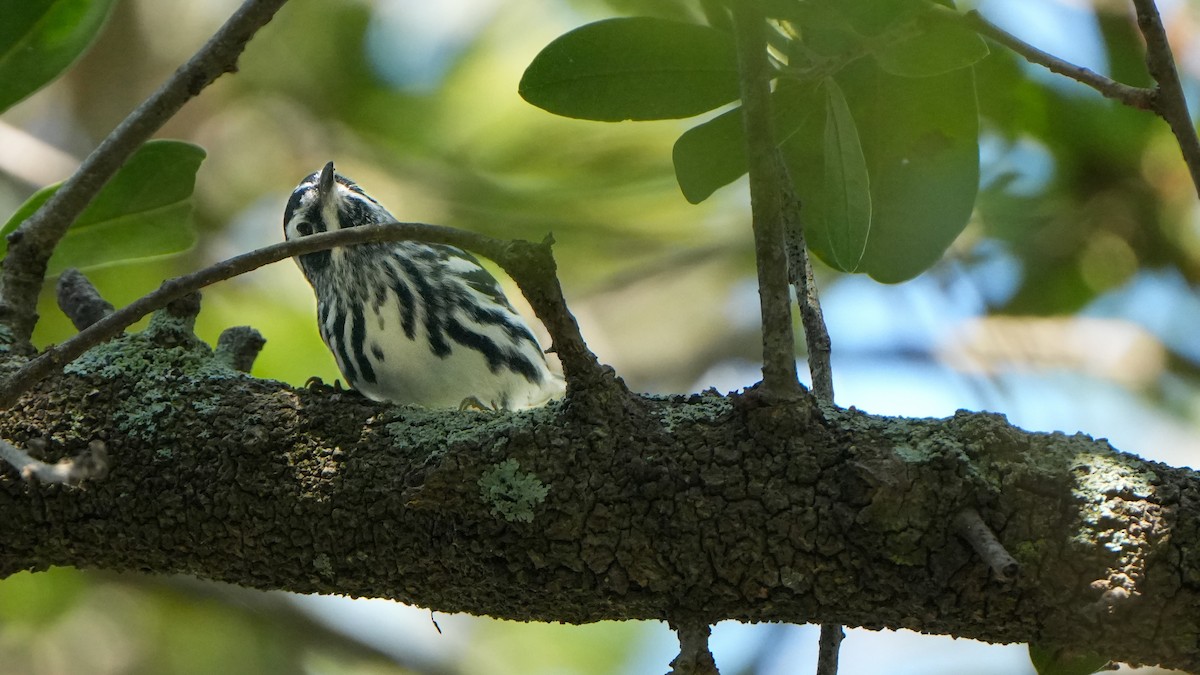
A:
0;0;116;113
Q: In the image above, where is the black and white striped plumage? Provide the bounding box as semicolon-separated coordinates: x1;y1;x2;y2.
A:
283;161;563;409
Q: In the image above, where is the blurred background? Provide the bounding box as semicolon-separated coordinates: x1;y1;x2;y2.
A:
2;0;1199;672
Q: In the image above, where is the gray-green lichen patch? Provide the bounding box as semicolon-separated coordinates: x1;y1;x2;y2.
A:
63;307;248;439
478;458;549;523
654;391;733;435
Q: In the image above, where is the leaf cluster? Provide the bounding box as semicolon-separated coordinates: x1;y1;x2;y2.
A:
519;0;988;282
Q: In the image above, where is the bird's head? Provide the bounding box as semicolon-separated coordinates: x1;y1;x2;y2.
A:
283;161;393;243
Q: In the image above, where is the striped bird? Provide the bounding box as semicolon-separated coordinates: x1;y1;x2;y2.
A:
283;161;564;409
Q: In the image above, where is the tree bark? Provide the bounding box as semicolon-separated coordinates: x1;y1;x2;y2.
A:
1;323;1197;672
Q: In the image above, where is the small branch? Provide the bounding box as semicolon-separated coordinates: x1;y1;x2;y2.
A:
498;236;616;402
669;623;720;675
0;438;108;485
56;269;115;330
781;179;833;402
941;7;1155;110
732;0;803;400
0;0;291;350
954;507;1020;581
1131;0;1200;198
215;326;267;373
0;222;603;410
816;624;845;675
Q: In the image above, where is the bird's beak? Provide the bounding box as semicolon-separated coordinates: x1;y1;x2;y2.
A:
318;161;336;200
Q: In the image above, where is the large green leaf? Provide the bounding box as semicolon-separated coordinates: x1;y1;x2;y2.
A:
845;61;979;282
519;17;739;121
0;0;116;114
820;78;871;271
782;60;979;282
0;140;206;274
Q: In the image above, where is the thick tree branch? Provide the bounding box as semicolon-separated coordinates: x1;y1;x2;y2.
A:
733;0;802;400
0;222;608;410
1;353;1197;672
0;0;291;351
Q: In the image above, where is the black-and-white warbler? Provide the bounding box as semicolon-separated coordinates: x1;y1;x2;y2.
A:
283;162;564;409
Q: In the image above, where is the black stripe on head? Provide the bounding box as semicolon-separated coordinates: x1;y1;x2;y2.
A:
283;189;306;232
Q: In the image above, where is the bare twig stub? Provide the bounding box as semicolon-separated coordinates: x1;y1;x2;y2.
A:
0;222;603;410
669;623;720;675
56;269;115;331
955;507;1020;581
0;438;108;486
215;326;267;373
0;0;292;350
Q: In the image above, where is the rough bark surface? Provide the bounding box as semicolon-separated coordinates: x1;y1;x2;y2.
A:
1;320;1198;672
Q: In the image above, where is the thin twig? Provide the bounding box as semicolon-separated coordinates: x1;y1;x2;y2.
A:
928;5;1155;110
1131;0;1200;197
732;0;802;400
781;178;833;402
0;222;601;410
816;624;845;675
0;438;108;485
0;0;291;350
954;507;1020;581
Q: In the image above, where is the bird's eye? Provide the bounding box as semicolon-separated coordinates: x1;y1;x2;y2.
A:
297;222;313;236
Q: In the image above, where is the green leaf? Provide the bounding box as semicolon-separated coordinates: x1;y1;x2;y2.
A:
672;106;748;204
783;59;979;282
0;0;116;114
0;140;206;274
1028;644;1109;675
519;17;739;121
874;15;989;77
820;78;871;271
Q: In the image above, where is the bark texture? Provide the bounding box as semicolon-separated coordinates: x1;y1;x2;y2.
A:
1;318;1198;671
